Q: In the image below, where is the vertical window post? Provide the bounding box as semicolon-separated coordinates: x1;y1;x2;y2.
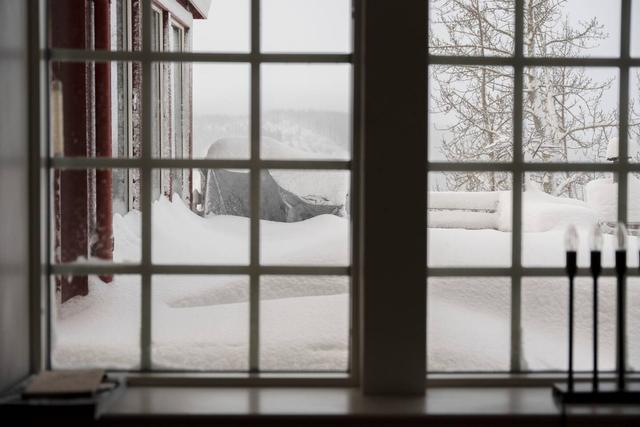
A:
360;0;428;394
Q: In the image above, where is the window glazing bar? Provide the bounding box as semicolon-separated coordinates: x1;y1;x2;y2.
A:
140;0;153;371
249;0;261;374
50;264;350;276
49;158;351;170
48;49;352;64
428;55;640;67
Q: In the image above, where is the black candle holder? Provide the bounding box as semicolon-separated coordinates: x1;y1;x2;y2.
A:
553;223;640;403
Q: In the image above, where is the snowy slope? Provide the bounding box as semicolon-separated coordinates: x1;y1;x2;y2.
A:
53;192;640;372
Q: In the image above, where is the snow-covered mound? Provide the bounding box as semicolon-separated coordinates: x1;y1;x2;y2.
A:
205;137;349;207
205;135;346;160
53;195;640;372
585;175;640;223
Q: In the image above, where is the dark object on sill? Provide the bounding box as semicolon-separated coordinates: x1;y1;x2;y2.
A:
0;370;126;419
553;382;640;404
554;224;639;404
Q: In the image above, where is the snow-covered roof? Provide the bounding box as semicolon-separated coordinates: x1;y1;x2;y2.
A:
189;0;212;19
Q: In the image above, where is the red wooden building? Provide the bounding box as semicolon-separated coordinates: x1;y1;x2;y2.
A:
51;0;211;302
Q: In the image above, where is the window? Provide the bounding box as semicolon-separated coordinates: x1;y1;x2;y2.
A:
46;0;355;376
428;0;640;374
36;0;639;390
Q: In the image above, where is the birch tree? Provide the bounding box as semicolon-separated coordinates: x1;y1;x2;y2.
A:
430;0;620;197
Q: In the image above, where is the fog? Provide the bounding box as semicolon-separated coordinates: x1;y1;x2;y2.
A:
192;0;351;115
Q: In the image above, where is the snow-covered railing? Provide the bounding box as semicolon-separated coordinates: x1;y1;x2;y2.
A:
428;191;500;230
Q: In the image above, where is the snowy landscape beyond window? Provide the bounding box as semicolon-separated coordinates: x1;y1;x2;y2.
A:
48;0;640;374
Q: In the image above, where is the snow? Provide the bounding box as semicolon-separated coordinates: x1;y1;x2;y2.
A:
585;175;640;223
205;137;350;206
606;137;618;160
53;182;640;372
429;191;499;211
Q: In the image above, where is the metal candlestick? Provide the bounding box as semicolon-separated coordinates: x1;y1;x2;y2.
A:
590;224;603;392
553;223;640;403
590;249;601;391
565;225;578;392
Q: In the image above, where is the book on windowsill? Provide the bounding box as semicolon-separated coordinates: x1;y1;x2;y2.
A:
0;369;126;419
23;369;108;399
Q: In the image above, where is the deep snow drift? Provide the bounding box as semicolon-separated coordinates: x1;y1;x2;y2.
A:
54;178;640;372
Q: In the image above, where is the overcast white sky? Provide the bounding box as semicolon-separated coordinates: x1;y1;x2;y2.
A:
192;0;351;116
191;0;635;121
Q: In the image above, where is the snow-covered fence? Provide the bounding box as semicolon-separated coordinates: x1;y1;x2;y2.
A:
428;191;501;230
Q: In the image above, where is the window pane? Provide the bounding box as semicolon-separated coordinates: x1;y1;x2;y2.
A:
51;168;141;265
633;1;640;57
522;172;617;267
427;277;510;372
50;61;141;158
429;0;515;57
193;64;251;159
48;0;140;51
51;275;141;369
260;276;349;371
523;67;619;163
261;64;351;160
428;172;512;267
260;170;350;266
152;275;249;371
152;169;250;265
629;278;640;371
428;65;513;162
193;0;250;53
522;277;616;371
628;173;640;268
261;0;351;53
632;68;640;161
524;0;620;58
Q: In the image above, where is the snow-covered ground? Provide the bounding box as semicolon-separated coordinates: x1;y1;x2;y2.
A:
53;177;640;372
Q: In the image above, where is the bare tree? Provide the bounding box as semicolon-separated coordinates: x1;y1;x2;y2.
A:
430;0;620;197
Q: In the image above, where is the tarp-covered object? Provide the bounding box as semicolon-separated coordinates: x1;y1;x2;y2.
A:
204;169;344;222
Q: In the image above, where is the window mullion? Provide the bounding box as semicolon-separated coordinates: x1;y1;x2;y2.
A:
361;0;427;394
510;0;525;374
249;0;261;373
140;0;153;371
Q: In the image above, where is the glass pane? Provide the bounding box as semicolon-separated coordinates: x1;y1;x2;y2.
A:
152;275;249;371
522;172;617;267
632;68;640;161
51;168;141;265
152;59;188;162
48;0;140;51
50;61;141;158
193;0;250;52
628;173;640;268
261;0;351;53
152;169;250;265
261;64;351;160
260;276;349;371
51;275;140;369
428;65;513;162
629;278;640;371
260;170;350;266
522;277;616;371
633;1;640;57
193;64;251;159
427;277;510;372
523;67;619;163
524;0;620;58
429;0;515;57
428;172;512;267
